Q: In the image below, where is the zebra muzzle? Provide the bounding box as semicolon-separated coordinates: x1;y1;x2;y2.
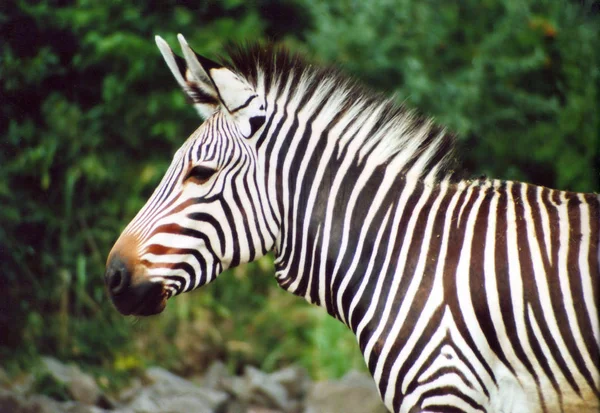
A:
105;235;168;316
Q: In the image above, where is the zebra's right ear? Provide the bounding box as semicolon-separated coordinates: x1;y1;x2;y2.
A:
155;35;220;119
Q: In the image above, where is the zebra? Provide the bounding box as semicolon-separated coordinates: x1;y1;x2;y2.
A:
104;35;600;413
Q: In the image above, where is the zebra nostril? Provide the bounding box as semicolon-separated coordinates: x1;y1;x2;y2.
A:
105;257;131;295
109;270;123;291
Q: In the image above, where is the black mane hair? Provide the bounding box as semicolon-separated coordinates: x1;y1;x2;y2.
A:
221;43;459;183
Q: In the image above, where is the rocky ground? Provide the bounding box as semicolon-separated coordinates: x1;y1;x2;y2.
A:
0;357;388;413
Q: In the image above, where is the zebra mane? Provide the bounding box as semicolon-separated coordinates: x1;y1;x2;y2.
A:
222;43;458;183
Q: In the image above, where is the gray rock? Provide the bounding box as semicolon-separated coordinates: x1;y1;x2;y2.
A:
3;361;392;413
340;370;380;387
221;367;305;413
146;366;228;406
41;357;100;405
117;378;143;404
221;376;250;402
0;387;115;413
201;361;231;390
244;367;290;412
304;370;388;413
223;398;246;413
128;389;216;413
125;366;228;413
9;374;35;395
56;401;118;413
269;366;310;400
0;388;33;413
247;407;284;413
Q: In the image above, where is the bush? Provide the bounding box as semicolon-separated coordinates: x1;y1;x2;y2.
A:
301;0;600;191
0;0;319;376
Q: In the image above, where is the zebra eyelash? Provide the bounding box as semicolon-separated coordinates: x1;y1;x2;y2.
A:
185;165;217;185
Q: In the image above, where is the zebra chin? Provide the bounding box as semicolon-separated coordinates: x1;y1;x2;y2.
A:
105;235;170;316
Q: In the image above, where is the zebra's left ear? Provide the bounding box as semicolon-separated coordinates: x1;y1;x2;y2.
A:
156;35;220;120
177;34;266;138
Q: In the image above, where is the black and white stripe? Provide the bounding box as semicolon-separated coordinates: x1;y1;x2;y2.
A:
112;37;600;412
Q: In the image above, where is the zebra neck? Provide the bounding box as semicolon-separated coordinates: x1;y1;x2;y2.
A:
271;139;439;319
271;175;600;330
263;85;453;296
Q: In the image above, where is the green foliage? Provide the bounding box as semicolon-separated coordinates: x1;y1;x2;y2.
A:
1;0;598;386
0;0;320;378
301;0;600;192
31;370;71;402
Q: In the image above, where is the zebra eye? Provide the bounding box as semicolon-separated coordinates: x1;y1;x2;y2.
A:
185;165;217;185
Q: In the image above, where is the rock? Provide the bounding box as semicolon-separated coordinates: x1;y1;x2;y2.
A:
201;361;231;390
57;402;119;413
304;370;388;413
117;377;143;404
247;407;284;413
0;388;30;413
146;366;229;406
41;357;100;405
0;387;129;413
128;389;216;413
10;374;35;395
222;375;249;401
3;360;391;413
125;366;228;413
0;388;68;413
69;377;100;406
244;366;290;412
223;398;246;413
96;393;118;410
340;369;380;387
221;367;304;413
269;366;310;400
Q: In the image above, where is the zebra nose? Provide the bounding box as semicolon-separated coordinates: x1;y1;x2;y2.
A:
105;255;131;295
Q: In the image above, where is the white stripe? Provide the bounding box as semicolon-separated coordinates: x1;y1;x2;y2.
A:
505;182;548;401
578;195;600;350
347;205;393;327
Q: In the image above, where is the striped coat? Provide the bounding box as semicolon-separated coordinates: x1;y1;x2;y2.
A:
105;36;600;412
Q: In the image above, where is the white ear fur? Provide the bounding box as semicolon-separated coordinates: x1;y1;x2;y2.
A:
155;35;186;87
176;34;257;115
208;68;258;113
177;34;211;85
155;35;219;119
156;34;266;136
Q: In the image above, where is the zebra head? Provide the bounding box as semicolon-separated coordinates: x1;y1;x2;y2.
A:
105;35;275;315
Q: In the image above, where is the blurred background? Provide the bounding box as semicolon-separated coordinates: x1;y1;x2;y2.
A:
1;0;599;405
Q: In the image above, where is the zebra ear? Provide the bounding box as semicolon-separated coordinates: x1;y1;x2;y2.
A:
175;34;266;138
155;35;220;119
203;67;266;138
209;67;266;138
